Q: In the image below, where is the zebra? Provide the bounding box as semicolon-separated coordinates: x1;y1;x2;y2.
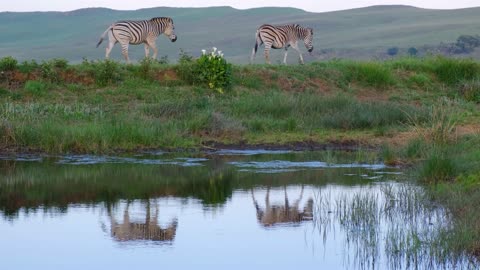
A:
96;17;177;63
250;24;314;64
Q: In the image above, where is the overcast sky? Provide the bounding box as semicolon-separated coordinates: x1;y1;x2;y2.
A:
1;0;479;13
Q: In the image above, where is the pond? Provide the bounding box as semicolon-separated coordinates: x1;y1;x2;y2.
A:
0;150;478;269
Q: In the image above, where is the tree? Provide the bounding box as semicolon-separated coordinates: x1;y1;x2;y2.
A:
407;47;418;56
387;47;399;56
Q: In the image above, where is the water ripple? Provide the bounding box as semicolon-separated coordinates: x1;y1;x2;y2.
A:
229;160;388;170
56;155;208;166
213;149;292;156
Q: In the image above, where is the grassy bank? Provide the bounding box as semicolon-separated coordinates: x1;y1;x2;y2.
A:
0;56;478;153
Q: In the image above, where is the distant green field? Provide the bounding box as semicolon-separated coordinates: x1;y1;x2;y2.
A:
1;5;480;63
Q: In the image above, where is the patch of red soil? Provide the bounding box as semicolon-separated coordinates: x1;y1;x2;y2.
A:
59;70;94;85
155;69;178;81
355;88;391;102
457;124;480;136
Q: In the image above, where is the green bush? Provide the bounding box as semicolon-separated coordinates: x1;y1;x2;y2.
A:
93;59;122;87
179;48;233;93
0;56;18;72
194;48;232;93
18;60;39;74
175;50;196;84
157;55;169;65
51;58;69;70
24;80;48;97
40;60;61;83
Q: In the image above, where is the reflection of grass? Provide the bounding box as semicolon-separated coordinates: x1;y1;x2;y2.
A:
313;184;479;269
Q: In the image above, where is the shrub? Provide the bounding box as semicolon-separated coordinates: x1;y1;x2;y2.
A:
176;50;196;84
178;49;194;64
40;60;61;83
194;47;232;93
0;56;18;72
51;58;69;70
158;55;169;65
18;60;39;74
93;59;122;87
179;48;233;93
138;57;155;80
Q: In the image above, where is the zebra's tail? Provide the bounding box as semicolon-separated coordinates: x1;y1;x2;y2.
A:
254;29;261;54
250;29;261;63
96;25;113;48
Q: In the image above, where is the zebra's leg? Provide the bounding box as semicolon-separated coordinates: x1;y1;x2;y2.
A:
150;43;158;59
146;38;158;59
264;44;272;64
144;44;150;58
105;40;116;59
120;42;130;63
291;42;304;64
283;46;290;65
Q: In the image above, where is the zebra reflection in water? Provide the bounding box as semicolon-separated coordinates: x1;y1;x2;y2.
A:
252;185;314;227
107;200;178;243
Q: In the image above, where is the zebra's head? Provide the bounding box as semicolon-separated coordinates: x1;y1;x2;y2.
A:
304;28;314;54
164;18;177;42
152;17;177;42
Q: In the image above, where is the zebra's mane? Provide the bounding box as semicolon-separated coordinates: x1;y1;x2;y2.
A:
150;17;173;23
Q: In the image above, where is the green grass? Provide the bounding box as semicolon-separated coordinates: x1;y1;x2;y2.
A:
0;56;479;153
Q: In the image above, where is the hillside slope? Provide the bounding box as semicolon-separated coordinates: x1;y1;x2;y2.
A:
1;5;480;63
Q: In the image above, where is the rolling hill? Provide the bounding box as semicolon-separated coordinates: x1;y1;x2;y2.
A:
1;5;480;63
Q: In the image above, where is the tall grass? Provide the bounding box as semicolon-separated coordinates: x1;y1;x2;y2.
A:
407;99;458;146
432;57;480;85
331;60;396;88
1;56;478;152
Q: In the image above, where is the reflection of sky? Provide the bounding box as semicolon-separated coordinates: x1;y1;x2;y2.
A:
0;189;322;269
0;183;476;269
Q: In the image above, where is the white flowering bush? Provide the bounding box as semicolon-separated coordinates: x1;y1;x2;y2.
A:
194;47;232;93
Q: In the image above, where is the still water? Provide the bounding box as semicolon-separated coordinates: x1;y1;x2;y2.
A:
0;150;478;269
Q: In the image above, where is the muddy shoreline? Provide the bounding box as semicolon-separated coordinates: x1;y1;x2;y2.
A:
0;139;378;157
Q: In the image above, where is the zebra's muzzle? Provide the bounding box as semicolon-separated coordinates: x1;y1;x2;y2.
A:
171;36;177;42
308;47;314;53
